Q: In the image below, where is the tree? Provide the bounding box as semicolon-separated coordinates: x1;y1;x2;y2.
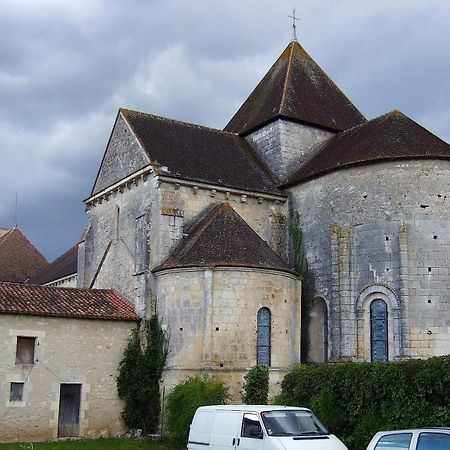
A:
117;315;169;433
241;365;269;404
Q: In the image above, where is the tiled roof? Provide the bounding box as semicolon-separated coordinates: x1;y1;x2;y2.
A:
0;282;138;321
120;109;282;196
28;244;78;285
154;203;295;275
225;40;366;135
284;110;450;186
0;228;48;283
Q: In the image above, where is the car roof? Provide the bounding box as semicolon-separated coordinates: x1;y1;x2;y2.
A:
376;428;450;435
196;405;311;413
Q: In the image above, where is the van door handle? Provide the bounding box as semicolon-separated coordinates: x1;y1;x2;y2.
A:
237;438;240;446
232;438;235;446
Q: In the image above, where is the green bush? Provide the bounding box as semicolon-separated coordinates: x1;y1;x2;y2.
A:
117;316;168;434
166;375;229;444
241;366;269;404
280;356;450;450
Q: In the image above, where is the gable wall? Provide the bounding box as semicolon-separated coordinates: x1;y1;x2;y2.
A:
0;315;134;442
92;114;150;195
245;119;334;181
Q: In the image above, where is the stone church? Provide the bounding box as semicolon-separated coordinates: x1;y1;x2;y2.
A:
76;37;450;394
2;37;450;442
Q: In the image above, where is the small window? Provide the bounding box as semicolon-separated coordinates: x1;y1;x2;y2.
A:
15;337;36;364
417;432;450;450
10;382;24;402
241;413;263;439
374;433;412;450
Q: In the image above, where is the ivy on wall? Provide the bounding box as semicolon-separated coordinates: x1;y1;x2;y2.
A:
289;209;310;361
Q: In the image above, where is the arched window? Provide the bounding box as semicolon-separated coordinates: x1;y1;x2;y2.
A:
257;308;271;366
370;299;388;362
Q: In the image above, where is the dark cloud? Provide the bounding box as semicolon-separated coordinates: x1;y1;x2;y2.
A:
1;0;449;260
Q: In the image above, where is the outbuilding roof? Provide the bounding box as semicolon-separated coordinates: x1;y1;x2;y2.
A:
0;282;138;321
153;203;295;275
283;110;450;186
0;228;48;283
120;109;282;196
28;244;78;285
225;40;366;135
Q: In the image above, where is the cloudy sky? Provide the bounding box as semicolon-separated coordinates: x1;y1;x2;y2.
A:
1;0;449;261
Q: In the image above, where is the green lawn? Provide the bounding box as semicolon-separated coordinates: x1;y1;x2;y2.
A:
0;439;178;450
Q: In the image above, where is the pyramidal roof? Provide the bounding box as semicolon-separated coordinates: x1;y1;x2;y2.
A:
225;40;366;135
153;203;295;275
283;110;450;185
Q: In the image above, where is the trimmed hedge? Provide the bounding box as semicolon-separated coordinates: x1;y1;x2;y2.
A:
280;356;450;450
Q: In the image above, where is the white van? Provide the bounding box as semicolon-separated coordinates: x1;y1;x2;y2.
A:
188;405;348;450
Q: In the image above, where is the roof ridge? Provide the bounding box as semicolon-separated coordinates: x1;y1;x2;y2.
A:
279;41;296;115
282;109;450;186
121;107;238;137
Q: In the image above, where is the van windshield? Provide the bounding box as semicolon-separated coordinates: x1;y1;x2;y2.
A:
260;410;329;437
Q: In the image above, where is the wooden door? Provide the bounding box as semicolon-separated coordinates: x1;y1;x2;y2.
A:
58;384;81;437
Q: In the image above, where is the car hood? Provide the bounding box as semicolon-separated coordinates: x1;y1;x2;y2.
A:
274;434;348;450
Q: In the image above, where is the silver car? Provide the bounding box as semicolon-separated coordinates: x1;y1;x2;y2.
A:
366;428;450;450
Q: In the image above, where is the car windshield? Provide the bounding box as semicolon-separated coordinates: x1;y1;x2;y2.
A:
260;410;329;437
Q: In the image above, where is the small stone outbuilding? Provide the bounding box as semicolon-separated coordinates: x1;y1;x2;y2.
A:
0;282;138;442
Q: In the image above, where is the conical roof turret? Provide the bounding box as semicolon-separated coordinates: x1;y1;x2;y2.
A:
225;40;366;134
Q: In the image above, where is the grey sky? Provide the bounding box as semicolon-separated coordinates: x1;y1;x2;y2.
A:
1;0;449;261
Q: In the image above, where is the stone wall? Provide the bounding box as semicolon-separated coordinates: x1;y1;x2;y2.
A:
155;267;301;399
81;171;289;316
0;315;135;442
289;159;450;361
246;119;334;181
92;113;150;195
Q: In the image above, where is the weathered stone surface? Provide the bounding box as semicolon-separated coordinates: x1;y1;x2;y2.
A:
289;159;450;361
0;315;134;442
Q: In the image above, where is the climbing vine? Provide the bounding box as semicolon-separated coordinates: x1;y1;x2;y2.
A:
117;315;169;434
289;210;310;361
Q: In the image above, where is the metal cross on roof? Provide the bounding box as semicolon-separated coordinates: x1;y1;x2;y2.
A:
289;8;300;41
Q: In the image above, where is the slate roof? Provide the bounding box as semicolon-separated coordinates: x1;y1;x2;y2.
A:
28;244;78;285
120;109;282;196
284;110;450;186
0;282;138;321
0;228;48;283
154;203;295;275
225;40;366;135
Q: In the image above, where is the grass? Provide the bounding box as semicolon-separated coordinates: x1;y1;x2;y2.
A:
0;439;178;450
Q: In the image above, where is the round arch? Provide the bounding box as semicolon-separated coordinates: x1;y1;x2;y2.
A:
355;284;402;361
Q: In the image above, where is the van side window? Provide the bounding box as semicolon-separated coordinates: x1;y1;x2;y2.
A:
241;413;263;439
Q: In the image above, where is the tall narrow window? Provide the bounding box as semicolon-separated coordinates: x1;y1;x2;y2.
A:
257;307;271;366
134;213;150;273
370;299;388;362
115;206;120;241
